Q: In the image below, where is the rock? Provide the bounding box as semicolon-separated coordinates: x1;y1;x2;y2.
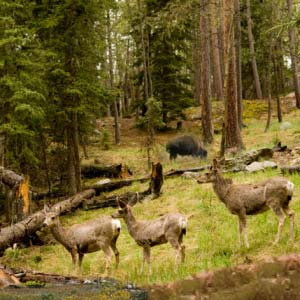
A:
245;161;264;173
280;121;291;130
245;161;277;173
262;161;277;169
181;172;200;179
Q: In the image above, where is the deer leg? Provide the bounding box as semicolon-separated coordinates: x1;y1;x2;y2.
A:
110;241;120;269
270;205;285;244
168;238;185;270
238;215;249;248
141;246;151;275
283;207;294;241
70;248;78;268
178;234;185;263
78;253;84;273
237;218;242;247
102;246;113;276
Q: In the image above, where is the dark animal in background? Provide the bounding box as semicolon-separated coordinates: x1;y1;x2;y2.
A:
166;135;207;160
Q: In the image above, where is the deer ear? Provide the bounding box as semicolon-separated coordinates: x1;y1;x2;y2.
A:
53;206;62;215
119;200;127;209
44;204;51;213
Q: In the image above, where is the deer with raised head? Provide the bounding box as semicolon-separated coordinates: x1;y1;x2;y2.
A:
112;200;187;274
43;205;121;274
197;159;294;248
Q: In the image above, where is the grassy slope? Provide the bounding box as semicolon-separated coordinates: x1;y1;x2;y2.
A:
2;99;300;285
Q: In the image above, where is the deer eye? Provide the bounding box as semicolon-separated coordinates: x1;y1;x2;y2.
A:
51;216;55;220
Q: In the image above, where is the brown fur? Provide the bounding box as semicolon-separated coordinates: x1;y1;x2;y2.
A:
112;201;187;274
197;159;295;247
43;205;121;274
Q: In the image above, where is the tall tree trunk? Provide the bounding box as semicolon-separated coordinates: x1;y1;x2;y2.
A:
210;0;224;101
137;0;149;101
235;0;243;128
219;0;225;79
223;0;244;151
200;0;213;143
64;5;81;195
67;126;77;195
273;57;283;122
107;11;120;144
287;0;300;108
265;46;273;132
246;0;263;99
71;113;81;192
192;7;201;104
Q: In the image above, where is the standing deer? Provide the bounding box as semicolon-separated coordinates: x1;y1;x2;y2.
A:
112;200;187;274
43;205;121;274
197;159;294;248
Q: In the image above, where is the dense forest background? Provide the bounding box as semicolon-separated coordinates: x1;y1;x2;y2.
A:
0;0;299;197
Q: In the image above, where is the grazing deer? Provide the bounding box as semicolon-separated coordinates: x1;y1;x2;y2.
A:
197;159;294;248
112;200;187;274
43;205;121;274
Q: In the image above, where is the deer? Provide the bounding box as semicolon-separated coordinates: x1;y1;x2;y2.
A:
43;204;121;274
197;159;295;248
112;200;187;274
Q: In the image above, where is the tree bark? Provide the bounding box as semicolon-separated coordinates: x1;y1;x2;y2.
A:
246;0;263;99
200;0;213;144
107;10;121;145
235;0;243;128
287;0;300;108
210;0;224;101
137;0;149;102
265;40;273;132
223;0;244;151
192;7;201;105
273;56;283;122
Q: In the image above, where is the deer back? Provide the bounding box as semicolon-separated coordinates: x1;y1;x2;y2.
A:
70;216;121;246
132;213;186;245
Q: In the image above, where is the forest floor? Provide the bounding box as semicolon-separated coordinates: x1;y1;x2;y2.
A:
1;95;300;290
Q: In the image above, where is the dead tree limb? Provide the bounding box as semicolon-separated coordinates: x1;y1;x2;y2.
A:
281;165;300;174
84;162;164;210
164;166;208;178
0;167;24;189
0;167;30;221
0;189;95;255
81;163;132;179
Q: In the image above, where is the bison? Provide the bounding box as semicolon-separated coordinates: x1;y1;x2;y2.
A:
166;135;207;160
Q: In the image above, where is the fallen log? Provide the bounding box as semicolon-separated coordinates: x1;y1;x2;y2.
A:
0;167;24;189
83;191;149;210
164;166;208;178
83;163;164;210
88;178;148;196
281;165;300;174
0;163;165;253
81;163;132;179
0;189;95;255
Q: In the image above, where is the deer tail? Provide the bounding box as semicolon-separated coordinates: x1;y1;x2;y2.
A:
112;219;121;234
179;216;188;235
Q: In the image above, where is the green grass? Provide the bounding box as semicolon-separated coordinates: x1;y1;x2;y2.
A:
2;102;300;286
